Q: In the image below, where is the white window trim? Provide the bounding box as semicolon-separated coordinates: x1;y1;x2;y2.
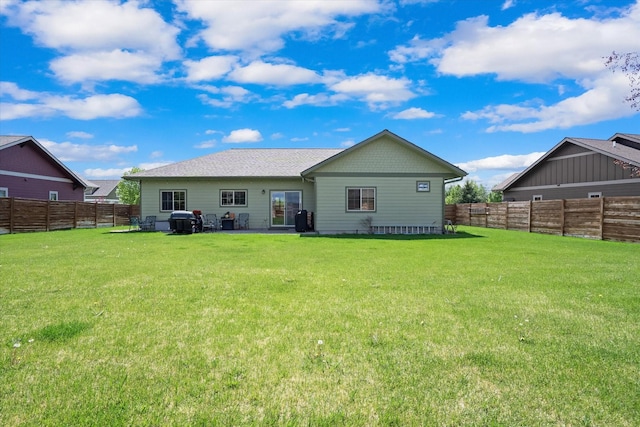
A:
220;189;247;207
588;192;602;199
532;195;543;201
0;187;7;197
49;191;59;201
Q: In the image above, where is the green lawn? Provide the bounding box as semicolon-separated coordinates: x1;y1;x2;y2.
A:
1;227;638;426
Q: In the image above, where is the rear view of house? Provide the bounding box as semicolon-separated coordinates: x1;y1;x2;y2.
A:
126;130;467;234
0;135;88;201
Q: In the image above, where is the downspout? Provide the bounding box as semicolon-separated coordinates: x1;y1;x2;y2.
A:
442;176;464;231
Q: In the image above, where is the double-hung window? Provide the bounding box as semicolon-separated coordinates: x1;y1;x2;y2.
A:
221;190;247;207
161;190;186;211
347;187;375;212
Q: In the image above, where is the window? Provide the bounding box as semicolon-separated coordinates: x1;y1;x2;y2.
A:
416;181;430;192
532;195;542;201
221;190;247;206
49;191;58;201
588;192;602;199
347;187;376;211
0;187;7;198
161;190;186;211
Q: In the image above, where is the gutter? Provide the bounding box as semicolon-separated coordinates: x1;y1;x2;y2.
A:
444;176;464;185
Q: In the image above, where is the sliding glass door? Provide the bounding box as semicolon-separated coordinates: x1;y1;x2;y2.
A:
271;191;301;227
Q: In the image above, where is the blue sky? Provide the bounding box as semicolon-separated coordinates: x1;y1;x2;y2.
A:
1;0;639;188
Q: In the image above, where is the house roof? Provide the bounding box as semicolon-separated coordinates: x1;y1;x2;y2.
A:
492;172;521;191
86;180;120;197
496;133;640;192
127;130;467;181
301;129;467;179
0;135;90;189
127;148;344;179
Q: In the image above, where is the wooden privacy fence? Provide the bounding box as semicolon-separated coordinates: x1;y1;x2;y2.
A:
445;196;640;243
0;197;140;234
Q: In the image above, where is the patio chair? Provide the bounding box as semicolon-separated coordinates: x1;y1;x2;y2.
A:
444;219;457;234
237;213;249;229
139;215;156;231
129;216;140;231
203;214;219;232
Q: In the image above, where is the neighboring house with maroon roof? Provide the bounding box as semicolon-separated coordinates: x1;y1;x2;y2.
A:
125;130;467;234
84;180;120;203
494;133;640;201
0;135;88;201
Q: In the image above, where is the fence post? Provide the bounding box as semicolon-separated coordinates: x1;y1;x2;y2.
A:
9;197;14;234
528;200;532;233
599;197;605;240
46;199;50;231
560;199;565;236
74;201;78;229
505;202;509;230
113;203;117;227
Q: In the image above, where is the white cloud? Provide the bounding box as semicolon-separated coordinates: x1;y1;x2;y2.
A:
388;35;441;64
222;128;263;143
50;50;164;84
2;0;181;84
457;152;545;172
66;131;93;139
195;140;216;149
290;137;309;142
433;6;640;83
283;92;348;109
83;167;133;179
0;81;39;100
197;85;254;108
392;107;436;119
45;94;143;120
175;0;381;56
463;74;636;132
501;0;515;11
0;83;143;120
329;73;416;110
39;138;137;162
184;56;238;82
391;1;640;132
229;61;321;86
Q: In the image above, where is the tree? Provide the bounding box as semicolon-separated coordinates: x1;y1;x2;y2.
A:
604;51;640;177
446;180;489;204
117;167;143;205
604;51;640;111
487;190;503;203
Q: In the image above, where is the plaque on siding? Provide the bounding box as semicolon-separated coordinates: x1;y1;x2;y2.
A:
416;181;430;192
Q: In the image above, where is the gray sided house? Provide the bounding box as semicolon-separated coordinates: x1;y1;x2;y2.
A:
127;130;467;234
84;180;121;203
495;133;640;201
0;135;88;201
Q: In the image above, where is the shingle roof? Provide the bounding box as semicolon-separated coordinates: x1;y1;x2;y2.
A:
129;148;344;178
0;135;30;148
571;136;640;165
87;180;120;197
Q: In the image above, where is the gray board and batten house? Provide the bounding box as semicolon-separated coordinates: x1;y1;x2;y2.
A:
126;129;467;234
0;135;88;201
494;133;640;202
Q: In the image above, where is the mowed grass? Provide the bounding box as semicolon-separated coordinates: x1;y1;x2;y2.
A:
1;227;638;426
